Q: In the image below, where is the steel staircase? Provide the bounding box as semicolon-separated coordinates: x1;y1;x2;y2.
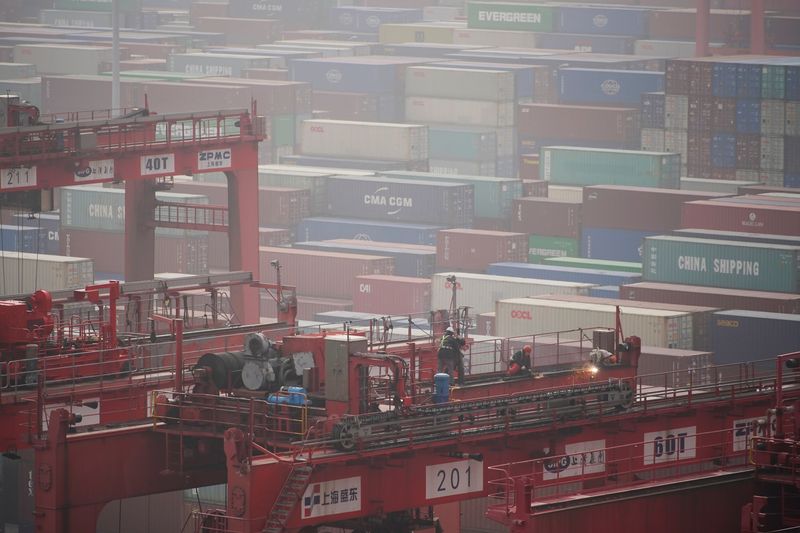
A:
262;464;314;533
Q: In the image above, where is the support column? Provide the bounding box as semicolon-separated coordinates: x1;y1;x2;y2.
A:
226;166;260;325
124;179;156;282
695;0;711;57
750;0;766;55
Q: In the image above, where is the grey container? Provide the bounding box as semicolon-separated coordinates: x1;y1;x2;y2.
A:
642;235;800;293
325;175;473;226
0;63;36;78
405;66;515;101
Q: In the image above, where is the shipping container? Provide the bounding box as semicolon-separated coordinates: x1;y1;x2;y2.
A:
556;5;649;37
227;0;333;28
642;235;800;292
293;240;435;278
352;274;431;315
527;235;579;264
312;91;388;122
436;229;527;272
680;177;760;195
406;66;515;101
466;2;556;32
383;170;521;219
543;257;641;274
711;310;800;372
511;197;582;239
14;44;112;75
681;200;800;236
537;33;635;54
476;312;496;337
329;6;423;32
12;212;60;255
324;176;473;226
0;225;48;254
589;285;619;299
405;96;515;128
431;272;592;316
0;62;36;79
558;68;665;107
672;228;800;248
638;346;715;388
640;92;665;129
496;297;695;350
583;185;725;232
0;251;93;295
451;28;538;49
521;178;548;197
167;53;274;77
547;185;583;202
259;246;394;299
378;23;457;44
428;126;497;162
433;60;540;102
518;104;639;147
295;217;441;245
664;94;689;129
621;282;800;314
299;120;427;162
541;147;681;189
487;263;642;287
581;227;657;262
290;56;434;94
640;127;665;152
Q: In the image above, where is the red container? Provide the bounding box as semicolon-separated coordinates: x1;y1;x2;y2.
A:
196;17;279;46
61;228;208;275
682;200;800;236
476;312;496;337
184;78;312;114
711;97;737;132
259;247;394;299
687;62;714;96
352;275;431;315
518;104;639;147
620;282;800;315
511;198;582;239
242;68;290;81
208;228;292;270
436;229;528;272
688;95;713;130
519;155;541;182
312;91;382;122
648;10;749;43
522;179;548;197
582;185;727;232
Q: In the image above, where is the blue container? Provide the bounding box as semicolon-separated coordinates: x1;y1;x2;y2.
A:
640;92;665;129
228;0;332;25
711;133;737;168
580;227;658;262
268;386;309;406
434;61;537;101
785;174;800;188
296;217;442;245
712;63;738;98
0;225;47;253
712;310;800;366
735;99;761;134
12;213;60;254
315;310;380;327
291;57;417;94
329;6;423;32
786;66;800;101
537;33;635;55
589;285;620;299
558;68;665;106
736;64;762;99
557;6;650;37
433;373;451;403
292;240;436;278
486;263;642;286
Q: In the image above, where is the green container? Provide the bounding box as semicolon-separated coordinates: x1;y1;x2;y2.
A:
428;127;496;162
383;170;522;219
543;257;642;273
642;236;800;293
541;146;681;188
271;115;296;147
527;235;579;263
467;2;556;32
761;65;785;100
61;186;208;238
55;0;141;12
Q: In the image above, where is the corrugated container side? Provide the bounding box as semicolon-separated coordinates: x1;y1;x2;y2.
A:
0;251;94;294
541;147;680;189
466;2;556;32
293;240;435;278
681;200;800;236
295;217;441;245
621;282;800;314
558;68;665;106
352;274;431;315
527;235;579;263
638;347;715;388
487;262;642;287
581;227;657;262
511;198;582;239
299;120;428;161
437;229;528;272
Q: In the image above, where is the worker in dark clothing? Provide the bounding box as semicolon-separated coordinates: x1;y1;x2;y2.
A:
507;345;532;376
438;327;466;384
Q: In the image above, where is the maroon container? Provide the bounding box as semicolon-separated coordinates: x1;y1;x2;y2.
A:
352;275;431;315
196;17;279;46
682;200;800;236
648;10;749;42
582;185;726;232
712;97;737;133
519;155;541;182
476;312;496;337
766;15;800;46
184;78;312;114
61;228;208;275
665;60;690;96
688;61;714;96
242;68;290;81
620;282;800;315
312;91;382;122
190;2;228;26
735;134;761;169
260;247;394;299
522;179;548;197
511;198;582;239
688;95;713;131
436;229;528;272
518;104;639;147
142;81;252;114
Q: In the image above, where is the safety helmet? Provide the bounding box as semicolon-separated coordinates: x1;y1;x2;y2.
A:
444;327;454;335
523;345;532;354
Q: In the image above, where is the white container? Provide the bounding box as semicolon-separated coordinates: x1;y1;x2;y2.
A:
663;128;688;158
547;185;584;202
405;96;515;127
761;100;785;136
0;251;93;295
13;44;112;75
299;120;428;162
664;95;688;130
452;28;538;48
496;297;694;350
680;177;759;194
431;272;592;315
633;40;721;58
640;128;665;151
406;66;515;102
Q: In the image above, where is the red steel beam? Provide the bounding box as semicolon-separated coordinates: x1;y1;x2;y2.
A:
751;0;766;55
695;0;711;57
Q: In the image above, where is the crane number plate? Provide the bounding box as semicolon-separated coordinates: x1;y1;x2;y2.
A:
140;154;175;176
425;459;483;500
1;166;37;189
